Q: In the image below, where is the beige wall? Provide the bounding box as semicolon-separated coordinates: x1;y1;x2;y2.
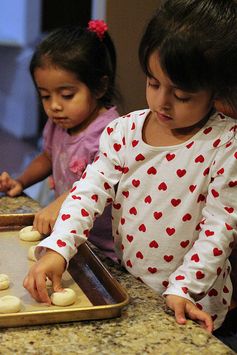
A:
106;0;160;114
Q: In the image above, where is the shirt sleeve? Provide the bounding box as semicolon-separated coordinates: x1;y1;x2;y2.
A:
36;118;126;264
163;139;237;303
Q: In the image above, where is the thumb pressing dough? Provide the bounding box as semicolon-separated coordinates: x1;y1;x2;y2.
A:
0;295;22;313
19;225;43;242
0;274;10;290
51;288;76;306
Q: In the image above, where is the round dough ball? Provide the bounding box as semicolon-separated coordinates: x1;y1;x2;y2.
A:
0;274;10;290
50;288;76;307
0;295;21;313
19;226;43;242
28;245;37;261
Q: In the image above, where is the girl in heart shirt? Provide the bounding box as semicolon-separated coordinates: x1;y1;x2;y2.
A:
24;0;237;332
0;21;120;260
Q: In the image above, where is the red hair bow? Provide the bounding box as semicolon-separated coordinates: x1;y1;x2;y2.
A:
88;19;108;40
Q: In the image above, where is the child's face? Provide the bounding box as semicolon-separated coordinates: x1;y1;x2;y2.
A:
34;66;99;134
146;53;214;132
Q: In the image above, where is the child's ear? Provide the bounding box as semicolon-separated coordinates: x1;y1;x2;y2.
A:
95;75;109;99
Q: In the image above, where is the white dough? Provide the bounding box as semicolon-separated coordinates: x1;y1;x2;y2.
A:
0;295;21;313
50;288;76;307
0;274;10;290
28;245;37;261
19;225;43;242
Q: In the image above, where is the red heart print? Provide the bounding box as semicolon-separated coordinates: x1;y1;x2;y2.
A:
223;286;229;293
135;154;145;161
182;213;191;221
225;223;233;230
175;275;185;280
166;153;175;161
83;229;89;237
213;139;221;147
171;198;181;207
72;195;81;200
148;267;157;274
229;181;237;187
113;203;121;209
164;255;173;262
115;165;123;172
191;254;199;262
208;288;218;296
136;251;143;259
57;239;66;247
149;240;159;248
132;179;140;187
70;230;77;234
132;139;139;147
182;287;188;294
197;194;206;202
203;127;212;134
113;143;121;152
91;194;98;202
189;185;196;192
123;167;129;174
104;182;111;190
211;189;219;198
162;280;169;288
224;207;234;213
147;166;157;175
107;127;113;135
205;230;214;237
70;186;76;193
127;234;133;242
144;195;152;204
126;260;132;267
203;167;210;176
120;218;125;225
234;152;237;159
131;122;135;130
176;169;186;178
153;211;163;220
129;207;137;215
196;271;205;279
166;227;175;236
122;191;129;198
62;214;70;221
196;303;203;310
195;155;205;163
158;182;167;191
217;168;224;175
139;224;146;232
186;141;194;149
213;247;223;256
180;240;190;248
81;209;89;217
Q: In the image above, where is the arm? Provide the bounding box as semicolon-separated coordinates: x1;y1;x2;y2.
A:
0;151;52;197
163;141;237;329
24;119;125;302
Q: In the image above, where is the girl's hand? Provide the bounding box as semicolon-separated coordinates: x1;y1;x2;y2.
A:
0;171;23;196
23;249;66;304
33;192;68;235
165;294;213;333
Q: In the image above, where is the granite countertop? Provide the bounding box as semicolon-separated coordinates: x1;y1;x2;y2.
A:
0;196;235;354
0;248;235;355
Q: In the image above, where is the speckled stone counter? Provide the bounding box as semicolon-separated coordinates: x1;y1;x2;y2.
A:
0;247;235;355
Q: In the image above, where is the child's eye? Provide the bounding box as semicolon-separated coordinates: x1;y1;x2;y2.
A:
148;81;160;89
40;95;50;100
174;94;191;103
62;94;74;100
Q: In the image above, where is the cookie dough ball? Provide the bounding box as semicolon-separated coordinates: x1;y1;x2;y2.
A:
19;226;43;242
28;245;37;261
0;295;21;313
0;274;10;290
51;288;76;307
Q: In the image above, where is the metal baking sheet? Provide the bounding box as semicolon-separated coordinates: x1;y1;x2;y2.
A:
0;194;41;229
0;230;129;327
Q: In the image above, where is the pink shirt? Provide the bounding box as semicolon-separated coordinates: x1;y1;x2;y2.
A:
43;106;119;260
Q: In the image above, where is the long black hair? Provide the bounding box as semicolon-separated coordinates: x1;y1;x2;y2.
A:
30;24;118;107
139;0;237;111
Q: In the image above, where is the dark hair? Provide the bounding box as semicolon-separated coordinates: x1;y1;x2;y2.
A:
139;0;237;111
30;24;117;107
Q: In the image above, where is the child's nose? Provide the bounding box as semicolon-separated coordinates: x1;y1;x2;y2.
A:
50;98;63;111
156;89;171;110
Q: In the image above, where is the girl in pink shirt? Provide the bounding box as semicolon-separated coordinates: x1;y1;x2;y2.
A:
0;20;119;260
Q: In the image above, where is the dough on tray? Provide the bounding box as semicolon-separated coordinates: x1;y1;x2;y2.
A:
50;288;76;306
0;295;21;313
19;226;43;242
0;274;10;290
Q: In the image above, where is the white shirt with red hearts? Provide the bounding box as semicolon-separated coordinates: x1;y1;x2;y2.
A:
37;109;237;329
